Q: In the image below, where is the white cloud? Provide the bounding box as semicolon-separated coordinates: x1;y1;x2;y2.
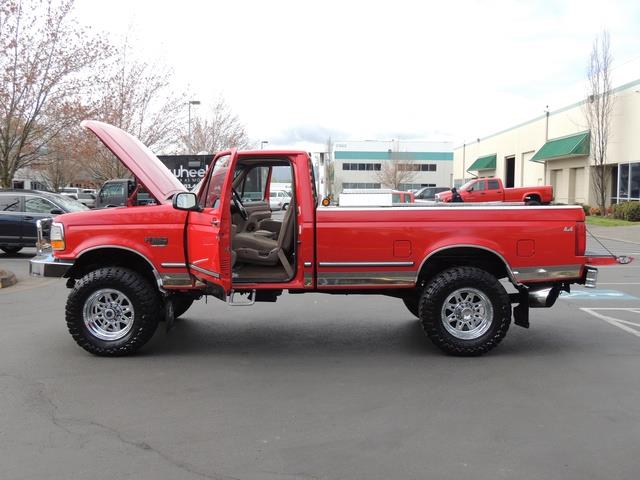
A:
74;0;640;149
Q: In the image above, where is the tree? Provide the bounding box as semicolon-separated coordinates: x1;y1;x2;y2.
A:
80;40;188;182
375;159;419;189
0;0;111;188
585;30;613;215
184;97;251;154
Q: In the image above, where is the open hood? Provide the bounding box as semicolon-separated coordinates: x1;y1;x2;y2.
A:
81;120;186;204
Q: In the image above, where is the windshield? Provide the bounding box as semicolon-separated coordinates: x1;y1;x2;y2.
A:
53;194;89;212
458;180;475;192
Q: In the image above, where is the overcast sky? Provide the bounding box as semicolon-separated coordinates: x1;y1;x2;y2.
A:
74;0;640;151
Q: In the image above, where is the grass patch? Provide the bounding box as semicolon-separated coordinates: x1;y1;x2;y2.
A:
586;216;636;227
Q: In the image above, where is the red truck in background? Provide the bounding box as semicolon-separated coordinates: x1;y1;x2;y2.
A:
30;121;626;358
436;177;553;205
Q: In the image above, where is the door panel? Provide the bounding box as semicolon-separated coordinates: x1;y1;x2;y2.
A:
0;194;23;245
187;150;238;293
23;196;57;243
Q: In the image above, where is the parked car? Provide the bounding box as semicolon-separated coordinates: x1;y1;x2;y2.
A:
0;189;87;254
59;187;97;208
95;179;156;208
435;178;553;205
269;190;291;210
30;120;624;357
414;186;450;202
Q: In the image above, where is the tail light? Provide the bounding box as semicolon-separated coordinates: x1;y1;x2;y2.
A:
575;222;586;256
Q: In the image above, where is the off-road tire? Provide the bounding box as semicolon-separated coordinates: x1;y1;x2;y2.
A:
419;266;511;356
1;246;22;254
402;295;420;318
66;267;161;356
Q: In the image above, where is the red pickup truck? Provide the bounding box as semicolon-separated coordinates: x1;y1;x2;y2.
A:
30;121;623;357
436;178;553;205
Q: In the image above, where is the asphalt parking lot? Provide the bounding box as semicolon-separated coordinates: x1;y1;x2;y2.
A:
1;235;640;480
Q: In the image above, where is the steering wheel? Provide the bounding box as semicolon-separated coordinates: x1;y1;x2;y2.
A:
231;188;249;220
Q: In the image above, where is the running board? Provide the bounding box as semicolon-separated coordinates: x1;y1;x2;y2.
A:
227;289;256;306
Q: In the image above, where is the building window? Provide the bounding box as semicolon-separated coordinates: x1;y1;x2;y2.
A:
398;183;436;191
342;182;381;189
342;162;381;171
397;163;437;172
615;162;640;202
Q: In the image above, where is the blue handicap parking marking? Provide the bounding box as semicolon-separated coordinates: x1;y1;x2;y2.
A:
561;289;638;300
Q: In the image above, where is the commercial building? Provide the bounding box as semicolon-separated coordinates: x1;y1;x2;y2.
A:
453;78;640;206
331;140;453;193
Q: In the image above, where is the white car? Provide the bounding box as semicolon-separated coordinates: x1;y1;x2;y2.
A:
269;190;291;210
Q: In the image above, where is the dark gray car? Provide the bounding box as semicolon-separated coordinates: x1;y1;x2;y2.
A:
0;190;87;254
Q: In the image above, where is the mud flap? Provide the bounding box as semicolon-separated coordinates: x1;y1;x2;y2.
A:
165;297;175;332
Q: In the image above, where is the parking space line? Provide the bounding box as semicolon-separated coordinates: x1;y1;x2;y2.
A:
581;308;640;339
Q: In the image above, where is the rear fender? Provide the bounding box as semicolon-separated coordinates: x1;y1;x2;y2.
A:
417;240;517;285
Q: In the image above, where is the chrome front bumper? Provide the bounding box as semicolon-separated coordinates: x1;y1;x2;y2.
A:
29;252;73;278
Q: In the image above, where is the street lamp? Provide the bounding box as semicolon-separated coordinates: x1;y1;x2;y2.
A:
187;100;201;153
260;140;269;149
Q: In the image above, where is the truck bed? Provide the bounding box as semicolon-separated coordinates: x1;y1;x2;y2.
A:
315;204;586;288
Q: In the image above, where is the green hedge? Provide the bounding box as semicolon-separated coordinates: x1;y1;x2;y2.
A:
612;201;640;221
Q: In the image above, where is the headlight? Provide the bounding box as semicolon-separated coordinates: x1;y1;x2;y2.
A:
50;222;65;251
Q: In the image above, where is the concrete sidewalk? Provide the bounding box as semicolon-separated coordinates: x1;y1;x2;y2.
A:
587;224;640;245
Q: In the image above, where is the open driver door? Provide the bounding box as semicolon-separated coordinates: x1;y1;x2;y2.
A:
186;149;239;298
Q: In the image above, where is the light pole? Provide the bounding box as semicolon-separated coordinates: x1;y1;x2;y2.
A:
188;100;201;153
260;140;269;149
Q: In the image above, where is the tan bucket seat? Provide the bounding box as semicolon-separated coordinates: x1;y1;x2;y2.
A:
232;201;295;276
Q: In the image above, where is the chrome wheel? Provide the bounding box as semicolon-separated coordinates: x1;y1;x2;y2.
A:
441;288;493;340
83;288;135;341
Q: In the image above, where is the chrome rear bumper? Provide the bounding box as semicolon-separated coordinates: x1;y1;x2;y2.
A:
29;252;73;278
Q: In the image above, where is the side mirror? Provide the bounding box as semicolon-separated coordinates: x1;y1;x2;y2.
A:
50;208;64;215
173;192;201;211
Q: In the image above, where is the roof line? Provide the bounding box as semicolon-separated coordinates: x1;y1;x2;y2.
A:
455;77;640;149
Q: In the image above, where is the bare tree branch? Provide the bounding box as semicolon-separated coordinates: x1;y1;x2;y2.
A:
0;0;112;187
184;97;251;154
584;30;613;214
78;39;188;182
375;159;419;189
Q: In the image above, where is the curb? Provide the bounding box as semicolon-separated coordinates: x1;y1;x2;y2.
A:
0;269;18;289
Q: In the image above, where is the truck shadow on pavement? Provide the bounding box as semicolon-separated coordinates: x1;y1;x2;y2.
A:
143;315;574;359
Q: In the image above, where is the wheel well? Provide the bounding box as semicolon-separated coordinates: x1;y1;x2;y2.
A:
524;193;541;202
66;248;159;287
417;247;512;286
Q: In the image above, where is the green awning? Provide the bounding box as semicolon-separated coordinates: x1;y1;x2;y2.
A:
531;131;590;162
467;154;496;171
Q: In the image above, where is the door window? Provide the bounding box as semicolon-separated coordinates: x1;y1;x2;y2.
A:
25;197;56;213
202;154;230;209
487;180;500;190
473;181;485;191
240;166;269;202
0;195;20;212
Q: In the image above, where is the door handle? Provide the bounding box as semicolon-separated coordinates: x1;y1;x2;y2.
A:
211;219;219;226
24;216;34;220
